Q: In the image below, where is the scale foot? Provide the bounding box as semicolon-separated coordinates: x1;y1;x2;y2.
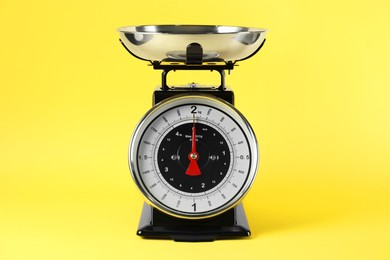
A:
136;203;251;242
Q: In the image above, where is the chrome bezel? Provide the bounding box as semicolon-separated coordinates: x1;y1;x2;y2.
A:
129;94;259;219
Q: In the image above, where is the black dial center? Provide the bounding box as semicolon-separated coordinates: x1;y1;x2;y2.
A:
157;122;230;193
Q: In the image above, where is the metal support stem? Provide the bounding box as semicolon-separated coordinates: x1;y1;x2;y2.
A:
157;63;233;91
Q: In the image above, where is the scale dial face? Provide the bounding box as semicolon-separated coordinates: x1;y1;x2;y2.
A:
129;95;258;219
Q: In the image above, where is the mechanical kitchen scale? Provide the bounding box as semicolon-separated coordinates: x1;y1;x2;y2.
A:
117;25;267;241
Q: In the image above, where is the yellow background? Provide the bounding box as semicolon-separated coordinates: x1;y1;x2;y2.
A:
1;0;390;259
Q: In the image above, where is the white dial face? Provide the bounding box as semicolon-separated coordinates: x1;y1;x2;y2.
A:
129;95;258;219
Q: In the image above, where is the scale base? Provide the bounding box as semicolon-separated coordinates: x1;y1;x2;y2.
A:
136;203;251;242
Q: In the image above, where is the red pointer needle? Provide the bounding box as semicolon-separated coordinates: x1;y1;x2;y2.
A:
186;115;201;176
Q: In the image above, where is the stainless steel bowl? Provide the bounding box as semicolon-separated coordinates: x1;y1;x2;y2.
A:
117;25;267;62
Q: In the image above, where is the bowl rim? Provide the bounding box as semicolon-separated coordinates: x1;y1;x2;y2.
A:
117;25;268;35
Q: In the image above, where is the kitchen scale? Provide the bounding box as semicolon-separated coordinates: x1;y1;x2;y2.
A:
117;25;267;241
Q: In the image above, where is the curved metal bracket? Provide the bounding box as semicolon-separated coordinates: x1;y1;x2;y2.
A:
119;39;152;64
234;38;266;64
153;62;234;91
